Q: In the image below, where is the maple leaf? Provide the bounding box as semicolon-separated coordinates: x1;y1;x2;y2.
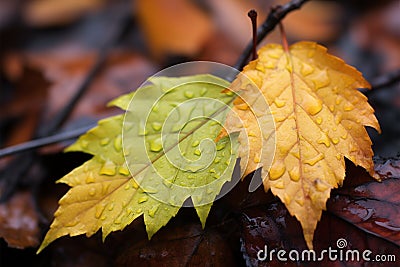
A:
38;74;239;252
223;41;380;249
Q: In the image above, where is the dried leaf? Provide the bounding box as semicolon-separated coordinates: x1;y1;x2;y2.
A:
136;0;213;59
23;0;105;27
0;191;40;249
240;159;400;266
38;75;238;252
224;41;380;249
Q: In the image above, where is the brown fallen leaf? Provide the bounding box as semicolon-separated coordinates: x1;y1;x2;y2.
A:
0;59;50;148
23;0;105;27
328;158;400;247
240;159;400;266
223;41;380;249
136;0;213;60
0;191;40;249
26;48;156;127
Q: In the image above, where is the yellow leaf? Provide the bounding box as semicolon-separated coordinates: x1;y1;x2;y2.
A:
224;41;380;249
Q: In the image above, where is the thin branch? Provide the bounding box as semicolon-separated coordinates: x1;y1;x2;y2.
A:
233;0;309;71
0;124;94;158
371;69;400;90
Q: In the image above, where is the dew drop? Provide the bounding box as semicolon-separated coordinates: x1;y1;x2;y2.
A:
268;51;281;59
143;186;158;194
313;70;330;90
344;104;354;111
248;130;257;137
329;105;335;112
124;184;130;190
285;63;293;73
194;149;201;156
184;90;194;98
136;208;142;213
254;153;261;163
216;142;226;151
335;114;342;124
225;90;234;96
305;153;324;166
152;122;162;131
275;116;286;122
335;96;342;105
138;196;148;203
214;173;220;179
305;99;322;115
274;98;286;108
336;154;341;160
108;202;115;211
200;87;208;96
66;219;79;227
295;196;304;206
86;174;95;184
332;137;339;145
100;160;117;176
301;62;314;76
207;188;213;194
95;204;105;219
148;205;159;218
214;157;221;163
150;138;163;152
126;207;133;215
265;61;275;69
316;117;323;125
317;134;330;147
341;132;348;140
192;140;200;147
289;166;300;182
130;179;139;189
274;180;284;189
100;138;110;146
81;140;89;148
114;135;122;152
256;63;265;72
114;217;122;224
314;179;329;192
89;187;96;196
269;162;286;180
118;166;130;176
209;168;216;173
291;151;300;159
283;193;292;204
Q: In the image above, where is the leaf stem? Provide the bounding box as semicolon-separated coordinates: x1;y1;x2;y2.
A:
233;0;310;71
279;22;289;53
248;9;258;61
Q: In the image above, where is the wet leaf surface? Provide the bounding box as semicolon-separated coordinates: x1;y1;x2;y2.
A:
0;191;40;249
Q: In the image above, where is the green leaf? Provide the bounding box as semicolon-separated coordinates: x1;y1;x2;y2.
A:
38;75;238;253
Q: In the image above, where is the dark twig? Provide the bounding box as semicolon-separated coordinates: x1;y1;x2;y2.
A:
248;10;258;61
233;0;309;71
371;69;400;90
0;124;94;158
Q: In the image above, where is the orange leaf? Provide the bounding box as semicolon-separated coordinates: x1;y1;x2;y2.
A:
136;0;213;59
224;41;380;249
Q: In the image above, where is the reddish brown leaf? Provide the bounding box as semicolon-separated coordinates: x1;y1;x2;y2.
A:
0;191;40;249
328;158;400;247
239;159;400;266
115;221;238;267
